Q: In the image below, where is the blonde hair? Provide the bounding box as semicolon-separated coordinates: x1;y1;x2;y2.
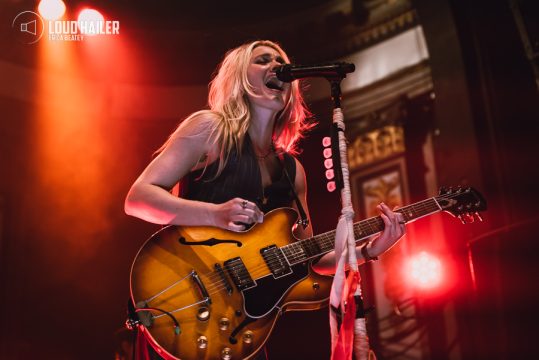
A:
162;40;313;178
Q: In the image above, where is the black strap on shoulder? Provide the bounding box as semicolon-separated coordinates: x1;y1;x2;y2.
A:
277;153;309;230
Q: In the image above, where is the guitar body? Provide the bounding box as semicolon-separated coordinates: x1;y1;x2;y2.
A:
130;208;333;360
130;187;487;359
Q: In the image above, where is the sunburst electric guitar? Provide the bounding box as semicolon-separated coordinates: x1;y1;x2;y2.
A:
129;187;486;360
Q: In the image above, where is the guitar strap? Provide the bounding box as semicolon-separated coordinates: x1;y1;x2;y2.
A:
277;153;309;230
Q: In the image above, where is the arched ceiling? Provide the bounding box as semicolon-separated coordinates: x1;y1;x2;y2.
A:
1;0;415;85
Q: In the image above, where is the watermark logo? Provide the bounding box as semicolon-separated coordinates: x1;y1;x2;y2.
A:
12;10;120;44
12;11;45;44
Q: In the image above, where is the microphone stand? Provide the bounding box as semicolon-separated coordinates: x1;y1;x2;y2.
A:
327;78;369;360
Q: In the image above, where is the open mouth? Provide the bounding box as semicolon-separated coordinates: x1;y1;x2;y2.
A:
265;78;284;91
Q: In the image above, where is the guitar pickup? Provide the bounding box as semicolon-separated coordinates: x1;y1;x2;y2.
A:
214;263;233;295
224;257;255;291
260;245;291;278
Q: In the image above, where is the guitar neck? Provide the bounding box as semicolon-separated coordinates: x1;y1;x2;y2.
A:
281;197;442;265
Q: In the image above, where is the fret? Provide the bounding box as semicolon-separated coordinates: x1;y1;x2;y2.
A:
319;234;334;253
282;197;443;265
301;238;321;258
281;246;294;259
292;242;307;262
397;198;439;222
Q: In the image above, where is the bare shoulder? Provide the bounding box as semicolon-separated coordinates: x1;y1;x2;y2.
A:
171;110;221;144
165;110;221;165
134;111;221;190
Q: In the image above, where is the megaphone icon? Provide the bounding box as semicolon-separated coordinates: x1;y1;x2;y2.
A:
20;20;36;35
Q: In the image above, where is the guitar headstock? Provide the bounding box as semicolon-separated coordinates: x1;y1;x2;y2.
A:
436;187;487;224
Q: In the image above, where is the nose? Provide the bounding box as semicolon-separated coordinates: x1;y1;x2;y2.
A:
270;63;283;75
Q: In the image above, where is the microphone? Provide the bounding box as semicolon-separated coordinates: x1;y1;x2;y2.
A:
274;62;355;82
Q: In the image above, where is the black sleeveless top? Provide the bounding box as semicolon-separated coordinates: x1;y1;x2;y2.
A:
180;136;296;214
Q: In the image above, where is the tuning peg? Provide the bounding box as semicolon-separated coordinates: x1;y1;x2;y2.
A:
458;213;475;224
474;212;483;222
439;186;447;195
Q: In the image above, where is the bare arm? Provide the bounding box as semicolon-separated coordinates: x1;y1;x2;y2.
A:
124;113;263;231
291;158;313;240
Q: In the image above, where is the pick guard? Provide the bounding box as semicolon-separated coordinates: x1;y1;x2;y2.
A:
242;262;309;318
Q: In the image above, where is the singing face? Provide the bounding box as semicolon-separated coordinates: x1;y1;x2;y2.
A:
246;45;291;112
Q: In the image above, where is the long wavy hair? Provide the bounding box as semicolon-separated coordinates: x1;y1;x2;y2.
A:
162;40;313;178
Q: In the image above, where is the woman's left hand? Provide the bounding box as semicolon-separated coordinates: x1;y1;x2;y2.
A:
367;203;406;258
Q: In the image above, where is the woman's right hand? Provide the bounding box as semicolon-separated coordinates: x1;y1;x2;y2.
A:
210;198;264;232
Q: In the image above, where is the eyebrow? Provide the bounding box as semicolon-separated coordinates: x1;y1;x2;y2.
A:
255;53;286;64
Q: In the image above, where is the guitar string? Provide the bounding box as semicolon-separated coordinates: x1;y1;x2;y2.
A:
155;194;471;302
192;196;448;293
201;198;446;293
147;193;476;302
204;194;455;293
156;197;445;296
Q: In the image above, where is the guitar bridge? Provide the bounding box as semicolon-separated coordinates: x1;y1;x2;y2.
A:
191;270;211;305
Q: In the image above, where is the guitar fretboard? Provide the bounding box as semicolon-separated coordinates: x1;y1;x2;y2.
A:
280;197;442;265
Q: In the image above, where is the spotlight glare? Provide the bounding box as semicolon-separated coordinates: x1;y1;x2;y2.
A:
405;251;443;290
38;0;66;21
78;9;105;36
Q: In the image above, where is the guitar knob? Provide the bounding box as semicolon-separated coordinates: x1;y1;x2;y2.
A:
243;330;254;344
221;347;232;360
197;307;210;322
219;317;230;331
197;336;208;349
312;282;320;291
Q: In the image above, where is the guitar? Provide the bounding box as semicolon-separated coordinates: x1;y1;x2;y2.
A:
129;187;486;360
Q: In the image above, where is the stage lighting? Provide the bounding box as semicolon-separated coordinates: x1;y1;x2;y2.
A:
405;251;443;290
38;0;66;21
78;9;104;35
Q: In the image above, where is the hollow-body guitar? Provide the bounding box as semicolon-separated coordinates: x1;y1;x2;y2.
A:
129;187;486;359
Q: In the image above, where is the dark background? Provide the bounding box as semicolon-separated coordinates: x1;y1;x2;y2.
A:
1;0;538;358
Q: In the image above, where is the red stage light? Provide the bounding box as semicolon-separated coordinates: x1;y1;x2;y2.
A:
38;0;66;20
322;136;331;147
325;169;335;180
323;148;332;159
77;9;104;35
324;158;333;169
327;181;336;192
405;251;443;290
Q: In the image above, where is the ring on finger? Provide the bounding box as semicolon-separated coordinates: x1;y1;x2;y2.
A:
241;200;248;209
